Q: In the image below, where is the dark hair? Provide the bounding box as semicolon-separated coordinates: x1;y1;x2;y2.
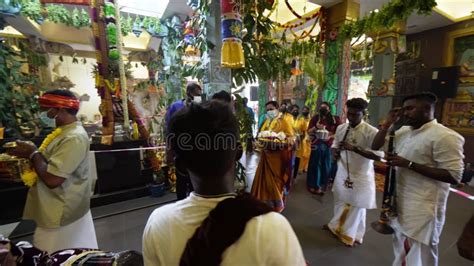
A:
186;83;202;95
320;101;331;108
302;106;310;111
265;101;279;109
402;92;437;105
290;104;300;111
346;98;369;111
43;89;79;115
243;97;248;104
168;100;239;179
318;102;335;125
212;90;232;103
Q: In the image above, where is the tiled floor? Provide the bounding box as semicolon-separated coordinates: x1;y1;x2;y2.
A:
6;152;474;265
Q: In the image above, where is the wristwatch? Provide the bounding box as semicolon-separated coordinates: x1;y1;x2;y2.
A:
407;161;414;169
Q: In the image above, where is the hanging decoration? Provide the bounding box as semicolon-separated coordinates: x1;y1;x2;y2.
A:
132;16;143;37
220;0;245;69
288;15;320;40
322;28;341;115
290;57;302;76
90;0;114;137
182;19;200;65
104;0;119;61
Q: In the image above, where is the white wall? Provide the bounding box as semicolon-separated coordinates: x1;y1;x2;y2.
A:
49;55;149;121
48;55;100;121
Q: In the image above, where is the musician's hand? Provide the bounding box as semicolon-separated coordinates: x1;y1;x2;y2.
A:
308;127;316;134
382;108;401;130
316;123;325;129
7;140;37;159
341;141;355;151
385;153;410;168
332;150;341;161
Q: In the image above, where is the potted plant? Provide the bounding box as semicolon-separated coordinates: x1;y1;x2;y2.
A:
149;169;166;197
148;151;166;197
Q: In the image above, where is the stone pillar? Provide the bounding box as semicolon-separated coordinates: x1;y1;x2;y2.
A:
203;0;231;99
367;29;403;127
324;0;359;119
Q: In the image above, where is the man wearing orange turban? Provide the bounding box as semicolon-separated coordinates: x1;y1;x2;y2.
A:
8;89;97;253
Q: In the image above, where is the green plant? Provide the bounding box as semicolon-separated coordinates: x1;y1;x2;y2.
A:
233;94;254;148
0;41;42;138
18;2;156;36
19;0;42;22
230;0;291;87
339;0;436;39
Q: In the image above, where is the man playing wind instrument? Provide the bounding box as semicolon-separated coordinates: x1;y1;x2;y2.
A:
325;98;383;247
372;93;465;266
8;90;97;253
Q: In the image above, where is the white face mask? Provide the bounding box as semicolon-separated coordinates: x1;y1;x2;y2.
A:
266;109;278;119
192;96;202;104
39;109;58;128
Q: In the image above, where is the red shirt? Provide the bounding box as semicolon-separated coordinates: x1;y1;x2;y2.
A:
308;114;342;147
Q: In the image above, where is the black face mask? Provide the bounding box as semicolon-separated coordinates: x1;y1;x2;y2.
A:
292;111;299;116
319;108;329;115
302;112;309;116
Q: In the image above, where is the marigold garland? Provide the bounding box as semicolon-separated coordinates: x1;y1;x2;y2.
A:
21;128;63;187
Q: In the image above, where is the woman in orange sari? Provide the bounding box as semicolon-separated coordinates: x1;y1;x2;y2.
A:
251;101;295;212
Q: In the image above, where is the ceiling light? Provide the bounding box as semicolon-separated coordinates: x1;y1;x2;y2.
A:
434;0;473;21
118;0;170;18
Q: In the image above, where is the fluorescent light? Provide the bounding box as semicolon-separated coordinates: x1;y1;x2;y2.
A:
118;0;170;17
434;0;473;21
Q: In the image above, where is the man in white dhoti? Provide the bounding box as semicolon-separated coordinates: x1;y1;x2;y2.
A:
325;98;383;247
9;90;98;254
372;92;464;266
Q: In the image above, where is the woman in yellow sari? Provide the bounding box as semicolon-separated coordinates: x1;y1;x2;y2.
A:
251;101;294;212
293;106;311;177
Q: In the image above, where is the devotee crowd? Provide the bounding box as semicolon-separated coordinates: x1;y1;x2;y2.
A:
1;84;473;266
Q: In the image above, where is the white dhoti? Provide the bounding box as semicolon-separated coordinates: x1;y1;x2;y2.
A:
392;230;438;266
328;201;366;246
33;210;98;254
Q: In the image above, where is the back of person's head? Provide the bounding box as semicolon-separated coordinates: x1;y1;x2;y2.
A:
346;98;368;111
402;92;437;106
212;90;232;103
186;83;202;95
243;97;249;105
43;89;79;115
168;100;239;179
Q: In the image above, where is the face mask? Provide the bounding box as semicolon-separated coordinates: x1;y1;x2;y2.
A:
192;96;202;104
267;110;278;119
302;111;309;116
40;109;57;128
319;108;329;115
292;111;299;117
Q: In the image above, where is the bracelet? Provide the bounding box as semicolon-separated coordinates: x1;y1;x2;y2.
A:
29;150;41;161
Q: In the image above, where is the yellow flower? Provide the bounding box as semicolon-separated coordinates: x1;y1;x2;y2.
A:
21;128;63;187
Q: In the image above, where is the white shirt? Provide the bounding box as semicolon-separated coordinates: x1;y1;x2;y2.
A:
392;120;465;245
331;121;382;209
142;193;306;266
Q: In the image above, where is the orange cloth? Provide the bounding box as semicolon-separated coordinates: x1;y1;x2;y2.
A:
251;149;292;212
39;94;80;110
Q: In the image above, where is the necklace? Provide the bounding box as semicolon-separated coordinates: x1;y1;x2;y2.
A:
21;128;63;187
